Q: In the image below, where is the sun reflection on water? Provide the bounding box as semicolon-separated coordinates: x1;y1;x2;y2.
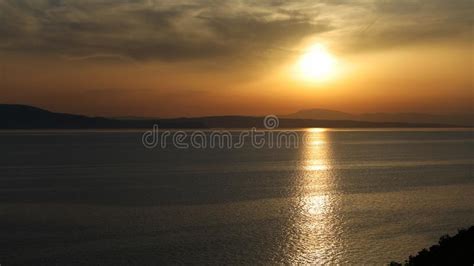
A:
307;128;327;133
305;194;329;216
283;128;344;264
304;160;330;171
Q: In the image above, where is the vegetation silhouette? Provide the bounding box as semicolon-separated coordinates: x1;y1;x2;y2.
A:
391;226;474;265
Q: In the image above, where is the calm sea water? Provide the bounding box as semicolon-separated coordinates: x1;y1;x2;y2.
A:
0;129;473;264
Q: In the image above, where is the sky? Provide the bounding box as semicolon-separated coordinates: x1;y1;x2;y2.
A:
0;0;472;117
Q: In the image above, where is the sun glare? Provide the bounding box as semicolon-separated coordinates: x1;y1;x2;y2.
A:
297;44;336;81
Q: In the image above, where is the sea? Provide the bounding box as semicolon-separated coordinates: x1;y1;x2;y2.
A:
0;128;473;264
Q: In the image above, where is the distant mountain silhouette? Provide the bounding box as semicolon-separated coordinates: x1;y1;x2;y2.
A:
0;104;116;129
0;104;204;129
0;104;463;129
281;108;355;120
285;108;473;126
359;112;474;126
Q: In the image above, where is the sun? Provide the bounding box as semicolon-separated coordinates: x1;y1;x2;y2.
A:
297;44;336;81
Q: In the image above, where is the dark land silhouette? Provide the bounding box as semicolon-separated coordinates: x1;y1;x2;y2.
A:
283;108;474;126
391;226;474;265
0;104;466;129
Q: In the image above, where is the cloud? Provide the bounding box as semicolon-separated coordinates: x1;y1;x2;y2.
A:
0;0;330;62
331;0;473;53
0;0;471;62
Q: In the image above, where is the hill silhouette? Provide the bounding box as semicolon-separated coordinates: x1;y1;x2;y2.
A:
281;108;355;120
0;104;462;129
285;108;473;126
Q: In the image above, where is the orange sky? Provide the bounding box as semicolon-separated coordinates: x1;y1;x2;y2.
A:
0;0;472;117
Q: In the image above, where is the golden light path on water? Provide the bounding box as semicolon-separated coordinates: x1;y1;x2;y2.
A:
284;128;346;264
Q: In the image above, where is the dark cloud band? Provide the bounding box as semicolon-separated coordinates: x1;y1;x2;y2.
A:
0;0;471;61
